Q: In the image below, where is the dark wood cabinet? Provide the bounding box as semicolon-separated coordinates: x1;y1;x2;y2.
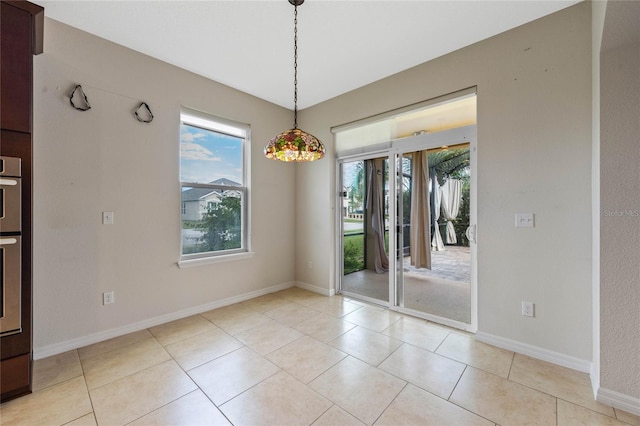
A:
0;0;43;403
1;2;32;133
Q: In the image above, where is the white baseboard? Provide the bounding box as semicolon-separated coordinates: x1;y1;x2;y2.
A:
34;281;296;360
597;387;640;416
475;331;592;373
296;281;334;296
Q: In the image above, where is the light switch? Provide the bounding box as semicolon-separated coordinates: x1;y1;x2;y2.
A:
515;213;534;228
103;211;114;225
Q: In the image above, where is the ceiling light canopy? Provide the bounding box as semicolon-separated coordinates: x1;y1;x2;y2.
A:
264;0;325;163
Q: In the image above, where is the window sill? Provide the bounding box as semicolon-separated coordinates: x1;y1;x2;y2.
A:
178;251;254;269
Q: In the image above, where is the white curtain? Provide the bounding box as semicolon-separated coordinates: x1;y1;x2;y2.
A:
431;179;445;251
367;161;389;273
410;151;431;269
440;179;462;244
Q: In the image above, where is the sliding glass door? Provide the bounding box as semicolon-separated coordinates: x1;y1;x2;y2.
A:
338;126;477;331
340;156;391;304
396;144;473;327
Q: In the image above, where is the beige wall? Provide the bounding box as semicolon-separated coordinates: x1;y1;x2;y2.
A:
599;1;640;399
30;1;640;407
32;19;295;354
591;0;606;395
297;3;593;361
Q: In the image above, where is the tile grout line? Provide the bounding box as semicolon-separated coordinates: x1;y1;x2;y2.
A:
86;319;226;424
82;336;169;390
90;348;193;423
441;365;507;426
307;403;335;426
294;347;349;386
123;388;203;426
447;364;468;402
374;340;406;368
372;381;410;425
81;373;98;425
505;350;516;379
77;330;156;366
432;330;451;353
505;368;619;419
216;366;282;410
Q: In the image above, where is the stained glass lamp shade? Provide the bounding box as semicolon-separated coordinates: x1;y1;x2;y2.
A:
264;0;325;163
265;128;325;162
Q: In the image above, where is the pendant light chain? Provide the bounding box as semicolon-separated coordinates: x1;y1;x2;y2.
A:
293;2;298;129
263;0;325;162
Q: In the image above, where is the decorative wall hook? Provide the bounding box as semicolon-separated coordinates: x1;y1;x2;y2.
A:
134;102;154;123
69;84;91;111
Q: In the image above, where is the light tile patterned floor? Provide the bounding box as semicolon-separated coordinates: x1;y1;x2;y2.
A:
2;287;638;426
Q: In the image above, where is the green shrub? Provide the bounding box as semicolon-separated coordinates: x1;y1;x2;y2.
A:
343;234;364;274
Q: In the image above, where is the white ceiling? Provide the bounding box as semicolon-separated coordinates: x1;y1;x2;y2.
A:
34;0;581;110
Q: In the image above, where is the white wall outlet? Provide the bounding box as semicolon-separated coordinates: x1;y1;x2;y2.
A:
522;301;534;317
515;213;534;228
103;291;115;305
307;261;313;270
102;211;114;225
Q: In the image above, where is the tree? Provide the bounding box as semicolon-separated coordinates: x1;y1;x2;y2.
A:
349;160;365;214
427;149;470;186
427;148;471;246
198;194;241;251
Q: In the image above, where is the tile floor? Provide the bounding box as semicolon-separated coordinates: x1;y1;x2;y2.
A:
2;287;638;426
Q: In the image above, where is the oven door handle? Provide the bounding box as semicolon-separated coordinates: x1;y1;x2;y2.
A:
0;238;18;245
0;178;18;186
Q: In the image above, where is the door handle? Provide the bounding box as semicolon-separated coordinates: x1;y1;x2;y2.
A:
465;225;477;244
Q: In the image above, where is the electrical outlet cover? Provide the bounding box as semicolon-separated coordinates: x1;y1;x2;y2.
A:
103;291;115;305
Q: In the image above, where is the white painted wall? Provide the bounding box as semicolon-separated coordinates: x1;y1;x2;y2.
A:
297;3;593;361
32;19;295;354
599;0;640;401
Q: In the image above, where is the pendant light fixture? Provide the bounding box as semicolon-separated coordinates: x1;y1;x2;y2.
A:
264;0;325;162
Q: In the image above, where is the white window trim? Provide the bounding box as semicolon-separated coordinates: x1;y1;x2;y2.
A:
179;107;251;265
178;251;254;269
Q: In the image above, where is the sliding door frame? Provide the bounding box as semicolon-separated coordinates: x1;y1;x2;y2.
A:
336;125;478;332
336;150;394;307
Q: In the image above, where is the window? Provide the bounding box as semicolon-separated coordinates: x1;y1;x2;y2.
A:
180;108;249;260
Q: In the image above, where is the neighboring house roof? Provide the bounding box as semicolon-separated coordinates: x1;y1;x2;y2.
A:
181;188;217;202
211;178;241;187
181;179;241;202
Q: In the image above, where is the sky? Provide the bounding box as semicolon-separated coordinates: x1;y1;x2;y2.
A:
342;161;359;189
180;124;243;185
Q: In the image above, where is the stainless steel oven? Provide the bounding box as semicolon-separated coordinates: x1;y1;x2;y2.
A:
0;156;22;337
